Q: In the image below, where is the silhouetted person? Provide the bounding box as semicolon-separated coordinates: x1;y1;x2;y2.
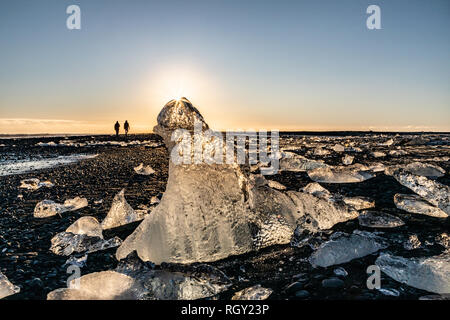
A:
124;120;130;138
114;121;120;137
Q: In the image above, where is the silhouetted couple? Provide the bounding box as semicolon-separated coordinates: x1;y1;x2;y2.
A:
114;120;130;137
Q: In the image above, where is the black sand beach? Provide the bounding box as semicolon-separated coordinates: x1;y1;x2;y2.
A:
0;133;449;300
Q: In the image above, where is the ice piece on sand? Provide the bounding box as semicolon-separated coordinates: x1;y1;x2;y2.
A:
231;285;273;300
115;255;232;300
404;234;421;250
288;191;359;231
33;197;88;218
301;182;331;200
376;252;450;294
63;197;88;211
47;271;145;300
394;194;448;218
34;200;66;218
389;149;407;156
313;147;330;156
307;165;374;184
404;162;445;178
116;98;358;264
134;163;155;175
343;196;375;211
66;216;103;239
280;154;328;172
358;210;405;228
342;154;354;165
0;271;20;299
101;189;146;230
267;180;286;190
19;178;54;191
393;170;450;215
332;144;345;152
309;230;387;268
371;151;386;158
50;232;121;256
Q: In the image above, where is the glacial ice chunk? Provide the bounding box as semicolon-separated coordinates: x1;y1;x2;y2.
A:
0;271;20;299
307;165;374;184
66;216;103;239
393;170;450;215
34;200;65;218
134;163;155;175
394;194;448;218
47;271;145;300
309;230;388;268
33;197;88;218
404;162;445;178
280;154;328;172
19;178;54;191
358;210;405;228
115;254;232;300
101;189;147;230
376;252;450;294
50;232;122;256
231;285;273;300
342;154;354;165
343;196;375;211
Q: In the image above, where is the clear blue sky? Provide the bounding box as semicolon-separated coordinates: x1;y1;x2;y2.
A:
0;0;449;133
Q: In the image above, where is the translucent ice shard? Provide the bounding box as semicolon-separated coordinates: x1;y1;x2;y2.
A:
63;197;88;211
231;285;273;300
376;252;450;294
342;196;375;211
47;271;145;300
0;271;20;299
66;216;103;239
393;170;450;215
307;164;374;184
115;253;232;300
394;194;448;218
358;210;405;228
101;189;147;230
34;200;66;218
280;154;328;172
19;178;54;191
134;163;155;175
34;197;88;218
404;162;445;178
50;232;121;256
342;154;354;165
116;98;359;264
309;230;388;267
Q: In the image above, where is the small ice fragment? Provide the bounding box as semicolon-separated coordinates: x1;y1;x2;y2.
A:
307;165;374;184
66;216;103;239
101;189;146;230
404;234;421;250
377;288;400;297
358;210;405;228
267;180;286;190
47;271;144;300
343;196;375;210
309;230;387;268
20;178;54;191
394;194;447;218
231;285;273;300
342;154;354;165
376;252;450;294
393;170;450;215
0;271;20;299
134;163;155;175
